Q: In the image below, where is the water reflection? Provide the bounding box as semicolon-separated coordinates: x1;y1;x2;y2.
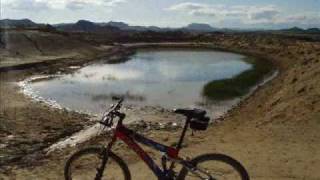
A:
28;49;252;114
91;92;145;102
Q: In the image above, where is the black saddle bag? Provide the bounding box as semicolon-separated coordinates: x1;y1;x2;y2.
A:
190;116;210;130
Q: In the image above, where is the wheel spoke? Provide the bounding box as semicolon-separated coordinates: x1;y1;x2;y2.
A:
179;154;249;180
65;147;130;180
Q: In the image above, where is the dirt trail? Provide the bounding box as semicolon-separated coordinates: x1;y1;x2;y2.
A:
0;32;320;179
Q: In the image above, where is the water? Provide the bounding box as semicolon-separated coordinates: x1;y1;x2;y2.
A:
27;49;252;114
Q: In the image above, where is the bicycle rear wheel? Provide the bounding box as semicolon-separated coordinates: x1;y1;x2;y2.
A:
178;153;249;180
64;147;131;180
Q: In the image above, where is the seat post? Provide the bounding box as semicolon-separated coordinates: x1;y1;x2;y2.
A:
168;117;190;172
176;117;190;150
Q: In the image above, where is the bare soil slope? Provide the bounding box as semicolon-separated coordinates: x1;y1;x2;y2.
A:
0;30;102;68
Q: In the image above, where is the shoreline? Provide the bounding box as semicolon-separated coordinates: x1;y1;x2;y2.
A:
16;44;276;115
15;47;278;153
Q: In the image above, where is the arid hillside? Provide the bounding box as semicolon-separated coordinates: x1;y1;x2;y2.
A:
0;29;104;68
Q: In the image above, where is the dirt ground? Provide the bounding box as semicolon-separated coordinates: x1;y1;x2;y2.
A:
0;31;320;179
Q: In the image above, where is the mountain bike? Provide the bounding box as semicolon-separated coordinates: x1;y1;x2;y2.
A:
64;98;250;180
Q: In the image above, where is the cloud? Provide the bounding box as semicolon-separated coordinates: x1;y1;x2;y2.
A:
65;0;126;10
103;0;126;7
166;2;217;17
251;9;279;20
166;2;207;11
276;14;320;27
3;0;126;11
3;0;49;11
66;1;88;10
167;2;280;23
166;2;320;27
282;14;320;24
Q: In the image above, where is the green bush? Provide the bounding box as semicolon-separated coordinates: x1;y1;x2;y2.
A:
202;57;273;100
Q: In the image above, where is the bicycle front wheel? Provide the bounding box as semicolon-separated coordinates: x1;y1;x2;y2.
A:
178;153;249;180
64;147;131;180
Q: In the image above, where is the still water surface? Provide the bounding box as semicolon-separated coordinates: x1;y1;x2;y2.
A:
28;49;252;114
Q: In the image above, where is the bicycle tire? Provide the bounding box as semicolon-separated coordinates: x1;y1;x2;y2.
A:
64;146;131;180
177;153;249;180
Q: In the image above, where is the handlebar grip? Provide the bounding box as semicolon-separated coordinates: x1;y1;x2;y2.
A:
119;98;124;104
113;98;124;110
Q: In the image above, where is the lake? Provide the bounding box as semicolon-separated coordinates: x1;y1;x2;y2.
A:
26;49;252;115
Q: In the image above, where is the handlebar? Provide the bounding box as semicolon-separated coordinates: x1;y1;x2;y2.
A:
99;97;125;127
113;97;124;111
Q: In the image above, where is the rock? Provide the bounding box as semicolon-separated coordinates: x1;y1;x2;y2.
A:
297;87;306;94
138;120;148;129
159;123;165;129
162;137;169;142
291;77;298;84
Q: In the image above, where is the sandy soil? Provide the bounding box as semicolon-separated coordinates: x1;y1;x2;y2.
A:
0;31;320;179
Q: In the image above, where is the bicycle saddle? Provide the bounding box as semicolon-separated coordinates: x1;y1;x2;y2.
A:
174;108;206;119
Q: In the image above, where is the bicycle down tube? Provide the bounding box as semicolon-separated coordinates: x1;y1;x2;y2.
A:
112;125;179;179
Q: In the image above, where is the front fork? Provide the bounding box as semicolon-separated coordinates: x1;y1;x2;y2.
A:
95;135;117;180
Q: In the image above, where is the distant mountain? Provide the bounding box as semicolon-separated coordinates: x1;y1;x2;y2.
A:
103;21;174;32
56;20;120;33
281;27;305;33
278;27;320;34
0;19;39;28
183;23;217;32
2;19;319;34
73;20;100;31
55;21;218;33
104;21;130;30
104;22;218;32
126;25;172;32
306;28;320;34
55;20;174;32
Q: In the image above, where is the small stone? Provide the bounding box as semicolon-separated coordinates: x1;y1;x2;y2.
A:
297;87;306;94
162;137;169;142
291;77;298;84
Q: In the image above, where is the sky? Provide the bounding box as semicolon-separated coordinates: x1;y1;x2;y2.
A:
1;0;320;29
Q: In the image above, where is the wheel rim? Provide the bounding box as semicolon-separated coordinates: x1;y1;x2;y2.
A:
184;160;244;180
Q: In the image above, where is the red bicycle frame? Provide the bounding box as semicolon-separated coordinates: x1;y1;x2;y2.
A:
105;112;191;179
